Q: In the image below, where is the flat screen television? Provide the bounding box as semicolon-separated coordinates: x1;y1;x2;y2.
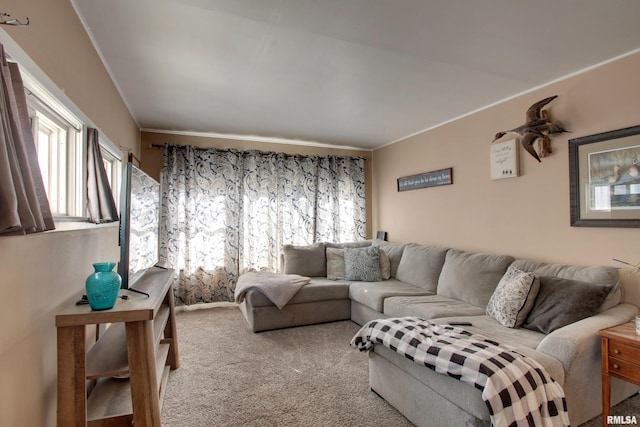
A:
118;162;161;290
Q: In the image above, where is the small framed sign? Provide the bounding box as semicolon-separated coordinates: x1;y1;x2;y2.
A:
490;138;519;180
397;168;453;192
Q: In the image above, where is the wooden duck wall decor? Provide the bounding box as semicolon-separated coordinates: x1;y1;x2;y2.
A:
492;95;569;162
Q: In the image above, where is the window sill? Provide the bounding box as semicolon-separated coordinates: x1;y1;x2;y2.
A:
51;218;118;232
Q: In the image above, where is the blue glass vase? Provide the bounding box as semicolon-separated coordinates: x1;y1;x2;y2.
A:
85;262;122;311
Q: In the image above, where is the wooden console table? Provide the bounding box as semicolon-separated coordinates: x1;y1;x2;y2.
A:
599;321;640;427
56;267;179;426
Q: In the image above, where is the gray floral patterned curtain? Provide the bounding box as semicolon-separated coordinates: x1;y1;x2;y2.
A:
160;144;366;305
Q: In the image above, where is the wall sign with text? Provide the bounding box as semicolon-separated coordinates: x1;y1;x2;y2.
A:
490;138;519;180
397;168;453;191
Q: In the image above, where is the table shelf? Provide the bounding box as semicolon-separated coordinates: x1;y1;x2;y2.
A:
56;267;179;427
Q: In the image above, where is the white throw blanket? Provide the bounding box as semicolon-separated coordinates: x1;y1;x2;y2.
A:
234;271;310;309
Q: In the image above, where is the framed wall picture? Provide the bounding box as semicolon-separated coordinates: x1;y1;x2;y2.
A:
569;124;640;227
490;138;519;180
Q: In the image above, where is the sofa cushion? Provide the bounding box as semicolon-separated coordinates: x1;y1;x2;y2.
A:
522;276;612;334
510;259;621;312
372;341;564;421
244;278;350;307
326;247;390;281
395;243;448;292
344;246;382;282
430;315;551;356
486;266;540;328
282;242;326;277
437;249;515;308
371;239;407;278
349;280;432;312
325;240;372;249
383;295;486;319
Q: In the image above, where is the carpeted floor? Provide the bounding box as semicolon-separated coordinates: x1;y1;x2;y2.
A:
161;305;640;426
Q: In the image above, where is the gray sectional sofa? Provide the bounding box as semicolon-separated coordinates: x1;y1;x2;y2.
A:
237;239;640;426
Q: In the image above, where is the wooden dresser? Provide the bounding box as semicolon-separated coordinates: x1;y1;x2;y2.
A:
598;321;640;426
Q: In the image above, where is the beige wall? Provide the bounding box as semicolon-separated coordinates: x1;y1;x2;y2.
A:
373;52;640;307
0;1;139;425
0;226;119;426
140;131;374;237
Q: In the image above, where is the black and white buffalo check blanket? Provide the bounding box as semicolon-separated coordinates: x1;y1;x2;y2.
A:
351;317;570;427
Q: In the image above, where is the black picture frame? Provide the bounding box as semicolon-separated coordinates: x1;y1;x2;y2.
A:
569;124;640;227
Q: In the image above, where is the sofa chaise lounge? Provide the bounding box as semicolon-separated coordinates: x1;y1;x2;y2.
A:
237;239;640;426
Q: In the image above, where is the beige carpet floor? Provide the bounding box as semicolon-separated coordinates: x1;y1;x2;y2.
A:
162;305;639;426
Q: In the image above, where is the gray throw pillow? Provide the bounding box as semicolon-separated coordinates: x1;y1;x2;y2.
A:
344;246;382;282
327;248;390;281
486;266;539;328
522;276;611;334
282;242;326;277
516;277;540;327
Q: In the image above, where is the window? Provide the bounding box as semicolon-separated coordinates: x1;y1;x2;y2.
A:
100;138;122;210
28;102;82;216
23;72;122;219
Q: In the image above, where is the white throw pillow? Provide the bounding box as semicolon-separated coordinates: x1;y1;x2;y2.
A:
326;248;345;280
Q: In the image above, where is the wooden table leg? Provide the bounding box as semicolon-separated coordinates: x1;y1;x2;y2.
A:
57;325;87;427
164;287;180;370
602;372;611;426
126;320;160;427
601;338;610;427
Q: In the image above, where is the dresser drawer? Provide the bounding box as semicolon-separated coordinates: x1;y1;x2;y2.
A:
608;357;640;383
609;341;640;364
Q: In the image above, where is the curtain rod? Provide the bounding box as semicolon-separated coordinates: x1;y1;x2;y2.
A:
149;142;367;160
150;142;238;155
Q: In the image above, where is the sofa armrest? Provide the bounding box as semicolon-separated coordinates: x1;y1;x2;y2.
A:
536;303;639;373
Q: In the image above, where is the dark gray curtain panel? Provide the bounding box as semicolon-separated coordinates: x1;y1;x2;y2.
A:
0;44;54;235
86;128;118;223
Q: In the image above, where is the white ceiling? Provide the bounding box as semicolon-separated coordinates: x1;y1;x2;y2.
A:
71;0;640;150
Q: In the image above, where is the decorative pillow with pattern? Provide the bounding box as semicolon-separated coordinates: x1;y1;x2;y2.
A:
328;247;390;281
486;266;538;328
344;246;382;282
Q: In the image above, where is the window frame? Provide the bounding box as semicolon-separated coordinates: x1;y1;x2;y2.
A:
23;70;123;221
